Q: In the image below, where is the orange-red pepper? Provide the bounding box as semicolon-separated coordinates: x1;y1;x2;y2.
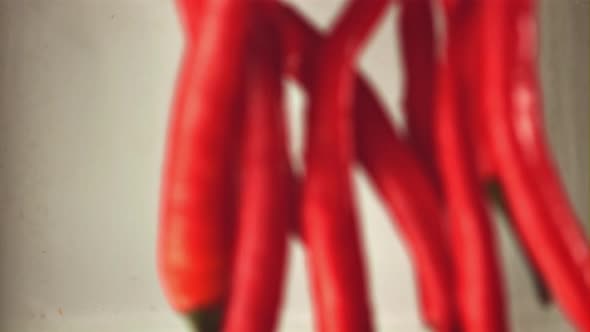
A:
158;0;249;317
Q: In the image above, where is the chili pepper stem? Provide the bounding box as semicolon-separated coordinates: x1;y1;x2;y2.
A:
487;181;551;304
184;306;223;332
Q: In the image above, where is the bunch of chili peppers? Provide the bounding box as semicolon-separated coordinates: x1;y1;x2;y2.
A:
157;0;590;331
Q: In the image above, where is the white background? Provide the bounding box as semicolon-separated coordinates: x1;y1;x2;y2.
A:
0;1;587;331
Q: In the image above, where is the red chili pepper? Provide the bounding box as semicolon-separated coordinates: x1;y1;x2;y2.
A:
448;3;497;183
353;78;458;332
299;1;388;331
271;4;456;331
475;0;590;329
222;8;291;332
158;0;249;318
436;8;508;329
399;0;439;180
446;0;552;305
505;0;590;290
288;175;303;240
175;0;204;40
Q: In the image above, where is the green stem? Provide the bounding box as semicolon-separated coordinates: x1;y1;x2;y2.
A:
487;181;551;305
184;304;223;332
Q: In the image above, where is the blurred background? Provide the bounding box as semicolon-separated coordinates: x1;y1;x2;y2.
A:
0;1;587;331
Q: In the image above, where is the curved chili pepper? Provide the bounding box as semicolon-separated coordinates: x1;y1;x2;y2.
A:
271;4;457;331
299;1;389;331
506;0;590;290
446;0;551;306
353;78;458;332
158;0;249;321
435;55;508;332
475;0;590;329
438;4;510;328
399;0;439;181
449;3;497;183
222;9;291;332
